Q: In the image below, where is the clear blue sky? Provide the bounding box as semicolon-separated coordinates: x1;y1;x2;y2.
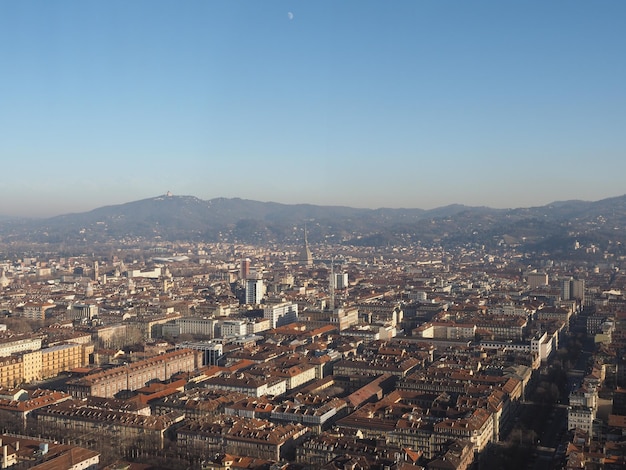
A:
1;1;625;217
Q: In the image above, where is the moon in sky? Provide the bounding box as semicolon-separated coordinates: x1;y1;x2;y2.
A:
287;12;294;20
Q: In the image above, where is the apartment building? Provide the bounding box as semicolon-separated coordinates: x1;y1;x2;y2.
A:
388;417;437;459
416;321;476;341
434;408;494;454
93;324;127;348
475;316;527;341
154;389;248;420
41;343;91;379
297;433;419;467
0;389;72;430
270;397;348;433
20;302;55;321
0;335;42;357
201;373;287;398
0;435;100;470
1;342;91;387
568;406;596;436
21;350;42;383
264;302;298;329
0;356;22;388
428;440;474;470
219;319;248;338
176;416;309;461
67;348;197;398
334;355;421;378
33;400;184;451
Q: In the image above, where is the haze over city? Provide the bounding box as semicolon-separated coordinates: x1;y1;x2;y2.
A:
1;0;625;217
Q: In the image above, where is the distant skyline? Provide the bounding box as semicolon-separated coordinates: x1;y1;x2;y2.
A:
1;1;626;217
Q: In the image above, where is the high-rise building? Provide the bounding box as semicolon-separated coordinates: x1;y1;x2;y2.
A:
334;272;349;290
329;270;348;311
245;277;265;305
240;258;251;280
560;277;573;300
561;277;585;303
572;279;585;302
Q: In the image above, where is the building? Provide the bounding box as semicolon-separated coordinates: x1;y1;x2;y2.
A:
568;406;595;436
219;319;248;338
201;373;287;398
41;343;91;379
560;277;585;303
163;316;219;338
333;272;349;290
176;341;223;367
572;279;585;302
246;318;271;335
270;397;348;433
240;258;251;280
416;321;476;341
561;277;573;301
298;307;358;331
530;331;556;362
527;272;548;288
334;355;422;378
0;336;42;357
66;348;197;398
33;400;183;452
22;350;43;383
427;440;474;470
176;416;309;461
264;302;298;329
126;313;182;340
68;303;98;321
20;302;55;321
298;227;313;267
0;389;72;432
1;342;92;387
93;324;127;348
434;408;494;454
245;278;265;305
0;356;22;388
0;435;100;470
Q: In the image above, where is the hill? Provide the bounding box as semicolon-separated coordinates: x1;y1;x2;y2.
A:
2;194;626;254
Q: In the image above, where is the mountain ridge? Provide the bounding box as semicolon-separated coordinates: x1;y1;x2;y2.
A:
2;193;626;251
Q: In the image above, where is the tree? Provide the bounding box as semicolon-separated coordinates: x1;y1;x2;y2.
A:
0;409;24;434
1;316;33;334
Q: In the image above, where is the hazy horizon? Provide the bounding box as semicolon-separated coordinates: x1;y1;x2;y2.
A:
2;1;625;217
1;190;624;220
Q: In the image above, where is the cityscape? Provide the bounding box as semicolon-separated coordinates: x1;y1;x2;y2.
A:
1;193;626;469
3;1;626;469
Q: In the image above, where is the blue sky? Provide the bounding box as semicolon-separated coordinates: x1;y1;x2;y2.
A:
1;1;625;217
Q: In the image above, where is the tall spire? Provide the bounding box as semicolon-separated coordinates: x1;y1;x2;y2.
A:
298;224;313;267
